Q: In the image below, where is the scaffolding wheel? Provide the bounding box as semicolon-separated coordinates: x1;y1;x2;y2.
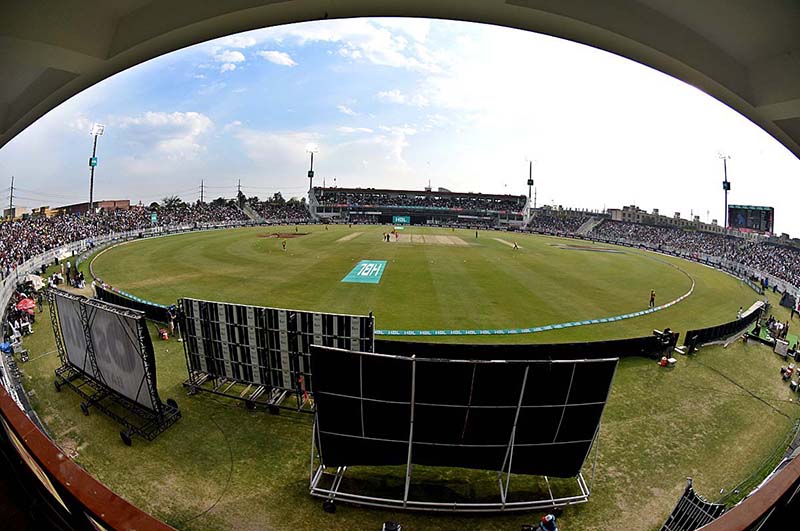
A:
54;381;61;392
245;400;256;410
322;500;336;513
166;398;178;410
120;430;133;447
79;403;89;416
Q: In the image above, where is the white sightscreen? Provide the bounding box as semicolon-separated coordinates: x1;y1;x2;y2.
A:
85;303;156;411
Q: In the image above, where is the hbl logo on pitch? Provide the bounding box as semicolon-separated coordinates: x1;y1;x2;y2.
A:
342;260;387;284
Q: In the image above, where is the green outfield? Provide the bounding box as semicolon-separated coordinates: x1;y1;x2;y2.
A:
91;225;757;342
17;225;800;531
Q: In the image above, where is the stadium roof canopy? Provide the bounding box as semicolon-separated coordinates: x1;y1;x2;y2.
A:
1;1;799;160
313;187;526;199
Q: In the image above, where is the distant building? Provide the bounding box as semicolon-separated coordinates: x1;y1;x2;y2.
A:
55;199;131;216
607;205;724;233
2;207;29;220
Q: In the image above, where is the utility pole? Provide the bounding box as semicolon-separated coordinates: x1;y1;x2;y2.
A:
9;175;14;211
88;123;104;215
200;179;204;203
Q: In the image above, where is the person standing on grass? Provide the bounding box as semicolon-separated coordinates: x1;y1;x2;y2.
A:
649;289;656;308
282;239;287;252
168;305;177;338
737;306;743;320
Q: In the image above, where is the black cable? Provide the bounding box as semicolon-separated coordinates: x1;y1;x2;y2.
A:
179;412;234;526
694;359;791;419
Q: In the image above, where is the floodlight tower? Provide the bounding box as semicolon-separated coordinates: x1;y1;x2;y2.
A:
527;160;534;205
719;153;731;229
88;123;105;214
306;145;318;193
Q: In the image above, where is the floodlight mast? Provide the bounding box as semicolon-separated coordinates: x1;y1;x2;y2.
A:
307;145;318;193
719;153;731;230
88;123;105;215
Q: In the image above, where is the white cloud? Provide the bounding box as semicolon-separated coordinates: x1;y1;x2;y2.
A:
110;111;214;159
213;50;245;64
222;120;242;132
337;104;357;116
337;126;373;134
376;89;428;107
261;19;440;72
379;125;418;136
377;90;406;104
374;18;431;43
68;115;94;135
220;63;237;73
218;35;257;48
257;50;297;66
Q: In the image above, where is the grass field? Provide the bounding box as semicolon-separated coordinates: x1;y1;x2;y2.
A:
91;225;758;342
17;225;800;531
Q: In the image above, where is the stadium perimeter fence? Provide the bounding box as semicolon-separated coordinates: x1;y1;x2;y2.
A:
683;304;763;350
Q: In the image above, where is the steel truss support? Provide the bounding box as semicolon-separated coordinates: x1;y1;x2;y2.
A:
49;289;181;444
307;362;600;513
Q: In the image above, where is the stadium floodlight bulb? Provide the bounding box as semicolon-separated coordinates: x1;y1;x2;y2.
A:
91;123;105;136
717;152;730;160
305;143;318;153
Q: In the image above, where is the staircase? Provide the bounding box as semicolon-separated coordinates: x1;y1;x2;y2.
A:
577;216;604;235
239;202;265;223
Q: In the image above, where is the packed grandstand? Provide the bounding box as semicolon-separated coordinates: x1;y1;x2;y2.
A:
2;189;800;294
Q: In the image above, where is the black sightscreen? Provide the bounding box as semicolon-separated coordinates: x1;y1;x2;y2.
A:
312;346;618;478
374;333;678;360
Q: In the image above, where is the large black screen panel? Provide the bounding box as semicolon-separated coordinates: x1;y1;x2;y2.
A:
374;335;671;360
316;433;408;468
312;345;618;478
54;292;89;372
50;290;164;415
512;441;592;476
86;302;156;411
181;298;374;394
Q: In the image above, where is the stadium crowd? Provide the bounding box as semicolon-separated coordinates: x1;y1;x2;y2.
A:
314;188;526;212
0;201;257;277
2;194;799;293
589;220;800;288
526;213;591;234
248;200;310;223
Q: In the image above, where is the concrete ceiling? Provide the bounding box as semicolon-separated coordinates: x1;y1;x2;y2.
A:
1;0;799;159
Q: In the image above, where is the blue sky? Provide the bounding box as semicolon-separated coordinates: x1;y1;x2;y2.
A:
1;18;799;234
